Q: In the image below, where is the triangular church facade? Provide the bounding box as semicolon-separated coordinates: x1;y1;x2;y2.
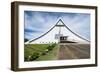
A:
25;19;90;44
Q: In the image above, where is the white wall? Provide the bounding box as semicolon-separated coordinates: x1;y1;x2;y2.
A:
0;0;99;73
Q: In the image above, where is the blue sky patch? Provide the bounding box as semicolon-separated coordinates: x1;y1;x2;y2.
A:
24;11;90;40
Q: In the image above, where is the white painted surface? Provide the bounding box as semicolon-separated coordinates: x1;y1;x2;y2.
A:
18;3;95;68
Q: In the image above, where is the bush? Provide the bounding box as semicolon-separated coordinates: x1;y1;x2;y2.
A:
47;44;56;51
24;56;28;61
30;52;40;61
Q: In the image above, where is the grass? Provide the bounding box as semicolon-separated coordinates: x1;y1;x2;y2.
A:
36;45;58;61
24;43;58;61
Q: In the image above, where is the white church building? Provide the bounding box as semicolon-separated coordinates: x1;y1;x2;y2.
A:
25;19;90;44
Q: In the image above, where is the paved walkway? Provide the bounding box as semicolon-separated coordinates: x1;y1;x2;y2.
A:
58;44;90;60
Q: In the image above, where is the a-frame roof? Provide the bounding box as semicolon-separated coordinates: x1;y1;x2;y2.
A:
25;19;90;44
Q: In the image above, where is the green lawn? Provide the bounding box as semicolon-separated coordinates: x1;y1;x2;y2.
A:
24;43;59;61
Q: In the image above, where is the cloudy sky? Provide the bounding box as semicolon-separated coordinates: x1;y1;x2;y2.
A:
24;11;90;41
